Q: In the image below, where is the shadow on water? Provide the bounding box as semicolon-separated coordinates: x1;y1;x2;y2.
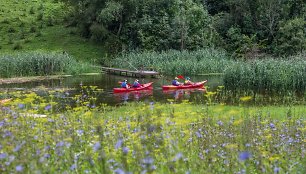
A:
0;74;221;106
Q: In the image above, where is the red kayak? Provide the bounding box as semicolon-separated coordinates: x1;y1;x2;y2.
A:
113;82;153;93
162;80;207;90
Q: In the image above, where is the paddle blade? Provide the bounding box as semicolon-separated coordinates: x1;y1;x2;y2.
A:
177;75;184;79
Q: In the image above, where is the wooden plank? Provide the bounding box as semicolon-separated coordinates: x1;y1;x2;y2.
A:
101;67;159;77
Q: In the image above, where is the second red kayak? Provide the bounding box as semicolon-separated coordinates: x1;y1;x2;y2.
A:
162;80;207;90
113;82;153;93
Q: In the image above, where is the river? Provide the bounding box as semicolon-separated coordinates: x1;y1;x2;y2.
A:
0;73;223;105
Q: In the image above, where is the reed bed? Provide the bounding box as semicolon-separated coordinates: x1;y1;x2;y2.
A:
0;89;305;173
110;48;235;75
223;55;306;93
0;51;98;78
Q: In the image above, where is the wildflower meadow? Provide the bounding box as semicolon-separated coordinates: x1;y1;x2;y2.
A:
0;87;305;173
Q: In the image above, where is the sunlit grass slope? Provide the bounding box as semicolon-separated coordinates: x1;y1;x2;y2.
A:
0;0;105;62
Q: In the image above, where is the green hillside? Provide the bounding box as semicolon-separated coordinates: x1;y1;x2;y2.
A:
0;0;105;62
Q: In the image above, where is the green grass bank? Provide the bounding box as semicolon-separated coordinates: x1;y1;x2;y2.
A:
0;0;105;62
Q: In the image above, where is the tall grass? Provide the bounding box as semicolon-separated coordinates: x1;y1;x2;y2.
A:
223;54;306;93
0;51;99;78
109;48;235;75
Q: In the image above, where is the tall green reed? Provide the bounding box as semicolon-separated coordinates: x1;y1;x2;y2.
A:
0;51;98;78
223;55;306;93
110;48;235;75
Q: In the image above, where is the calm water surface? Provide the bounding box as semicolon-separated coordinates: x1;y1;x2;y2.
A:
0;74;223;105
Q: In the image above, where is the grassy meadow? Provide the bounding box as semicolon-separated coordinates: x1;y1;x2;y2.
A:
0;0;105;62
0;88;305;173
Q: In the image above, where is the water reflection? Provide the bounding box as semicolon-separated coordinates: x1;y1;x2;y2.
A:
162;88;206;101
113;90;153;102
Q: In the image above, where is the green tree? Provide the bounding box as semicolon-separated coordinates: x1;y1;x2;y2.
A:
273;18;306;56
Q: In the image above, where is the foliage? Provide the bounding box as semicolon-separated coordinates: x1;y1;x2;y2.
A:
60;0;220;53
273;18;306;56
207;0;306;57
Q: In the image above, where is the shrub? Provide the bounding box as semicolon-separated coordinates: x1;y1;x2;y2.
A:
29;6;35;14
37;12;43;21
8;27;16;33
12;42;23;50
29;26;37;33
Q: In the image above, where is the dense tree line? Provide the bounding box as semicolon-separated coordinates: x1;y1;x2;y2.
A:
61;0;305;58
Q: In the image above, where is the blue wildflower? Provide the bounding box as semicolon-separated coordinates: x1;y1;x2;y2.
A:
274;167;280;173
114;168;125;174
14;142;25;152
122;147;129;154
173;152;183;161
0;120;4;127
115;138;123;149
239;151;252;161
0;153;7;159
56;141;65;147
76;130;84;136
4;130;12;138
18;104;25;109
142;157;154;164
93;142;101;152
195;131;202;138
16;165;23;172
217;120;223;126
269;123;275;129
70;164;76;170
45;105;51;111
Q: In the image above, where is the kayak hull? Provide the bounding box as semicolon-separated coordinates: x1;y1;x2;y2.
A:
113;82;153;93
162;80;207;90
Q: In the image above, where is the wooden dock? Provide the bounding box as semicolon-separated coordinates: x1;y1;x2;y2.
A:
102;67;159;78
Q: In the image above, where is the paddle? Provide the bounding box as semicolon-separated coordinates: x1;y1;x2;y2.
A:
177;75;185;79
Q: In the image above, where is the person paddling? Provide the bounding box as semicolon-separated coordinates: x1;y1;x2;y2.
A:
172;77;181;86
184;77;193;85
121;79;130;89
132;79;141;88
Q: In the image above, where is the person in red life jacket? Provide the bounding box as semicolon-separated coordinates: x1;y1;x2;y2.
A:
132;79;141;88
172;77;181;86
121;79;129;89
